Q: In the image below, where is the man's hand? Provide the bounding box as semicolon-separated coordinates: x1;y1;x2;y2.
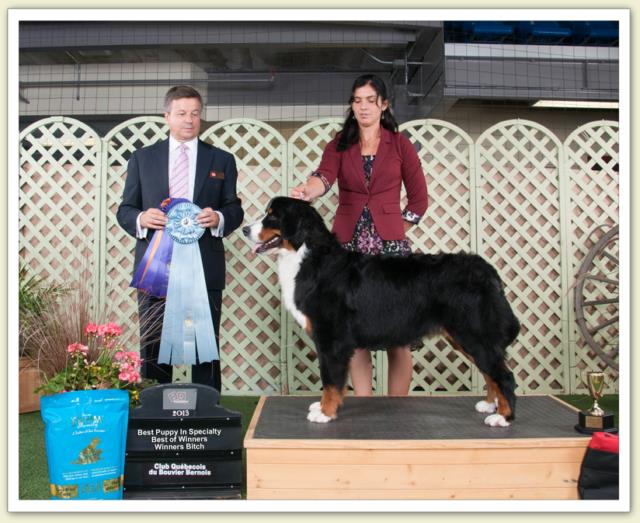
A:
197;207;220;229
140;208;168;229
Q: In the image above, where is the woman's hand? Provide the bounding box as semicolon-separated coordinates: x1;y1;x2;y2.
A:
290;176;326;202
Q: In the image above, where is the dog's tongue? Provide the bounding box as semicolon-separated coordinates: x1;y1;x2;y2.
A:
251;244;261;254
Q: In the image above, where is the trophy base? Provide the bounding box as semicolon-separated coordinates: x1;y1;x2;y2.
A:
575;411;617;434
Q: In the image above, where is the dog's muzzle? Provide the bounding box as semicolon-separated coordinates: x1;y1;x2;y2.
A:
252;234;282;254
243;222;283;254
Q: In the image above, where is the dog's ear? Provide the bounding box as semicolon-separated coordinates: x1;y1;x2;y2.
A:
281;208;304;248
282;202;318;249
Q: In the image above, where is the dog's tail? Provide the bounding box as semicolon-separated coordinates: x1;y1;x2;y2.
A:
487;265;521;347
506;312;521;347
490;274;521;348
497;287;520;348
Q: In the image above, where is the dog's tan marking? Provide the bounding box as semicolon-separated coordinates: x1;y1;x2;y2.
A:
480;373;498;404
443;331;476;365
495;389;512;419
304;316;313;336
281;239;296;251
258;227;280;243
320;385;344;419
481;372;512;419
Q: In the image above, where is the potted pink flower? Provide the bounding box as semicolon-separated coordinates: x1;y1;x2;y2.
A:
37;321;149;404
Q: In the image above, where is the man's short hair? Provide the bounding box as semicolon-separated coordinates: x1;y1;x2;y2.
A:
164;85;203;113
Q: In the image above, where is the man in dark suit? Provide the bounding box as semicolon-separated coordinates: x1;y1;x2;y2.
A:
117;85;243;391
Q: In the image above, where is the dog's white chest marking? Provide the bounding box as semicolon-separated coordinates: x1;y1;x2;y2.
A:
277;244;308;329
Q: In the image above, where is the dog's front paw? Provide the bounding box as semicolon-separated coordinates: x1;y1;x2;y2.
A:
484;413;510;427
308;401;321;413
307;409;333;423
475;399;497;414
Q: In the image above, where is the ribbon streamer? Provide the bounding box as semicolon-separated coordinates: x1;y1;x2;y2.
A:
131;198;219;365
130;230;172;298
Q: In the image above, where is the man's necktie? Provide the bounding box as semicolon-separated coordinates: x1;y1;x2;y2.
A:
169;143;189;199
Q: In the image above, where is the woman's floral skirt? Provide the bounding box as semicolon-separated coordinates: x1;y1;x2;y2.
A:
342;206;412;256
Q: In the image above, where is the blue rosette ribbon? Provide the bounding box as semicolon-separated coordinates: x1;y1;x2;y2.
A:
130;198;218;365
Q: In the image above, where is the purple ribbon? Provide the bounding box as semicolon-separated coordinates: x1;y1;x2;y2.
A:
130;198;191;298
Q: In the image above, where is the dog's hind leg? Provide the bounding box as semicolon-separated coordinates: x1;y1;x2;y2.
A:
492;364;516;420
443;332;497;414
443;331;515;427
480;363;516;427
465;348;516;427
475;373;498;414
443;332;495;413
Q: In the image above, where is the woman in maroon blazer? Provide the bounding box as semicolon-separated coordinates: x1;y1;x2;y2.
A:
291;74;428;397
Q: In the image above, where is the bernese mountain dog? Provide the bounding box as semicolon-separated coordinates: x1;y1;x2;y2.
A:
243;197;520;427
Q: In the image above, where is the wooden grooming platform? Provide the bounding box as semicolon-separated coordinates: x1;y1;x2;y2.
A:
244;395;590;500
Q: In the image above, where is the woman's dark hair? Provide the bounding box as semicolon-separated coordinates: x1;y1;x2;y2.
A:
336;74;398;152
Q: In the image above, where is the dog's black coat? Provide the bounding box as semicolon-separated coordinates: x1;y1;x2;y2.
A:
253;197;520;420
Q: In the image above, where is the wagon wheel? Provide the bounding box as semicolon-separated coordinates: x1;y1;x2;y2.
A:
574;225;619;371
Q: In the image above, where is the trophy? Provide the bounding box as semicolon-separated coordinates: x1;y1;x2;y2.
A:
575;371;617;434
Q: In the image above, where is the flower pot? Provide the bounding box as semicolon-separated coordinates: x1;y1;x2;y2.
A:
19;357;42;413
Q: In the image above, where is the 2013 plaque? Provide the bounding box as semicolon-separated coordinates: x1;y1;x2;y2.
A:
123;383;242;499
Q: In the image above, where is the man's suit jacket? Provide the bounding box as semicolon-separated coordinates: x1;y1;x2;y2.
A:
314;127;428;244
117;138;244;290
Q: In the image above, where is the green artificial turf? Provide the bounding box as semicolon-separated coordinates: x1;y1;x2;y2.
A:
19;410;49;500
19;394;619;500
556;394;619;426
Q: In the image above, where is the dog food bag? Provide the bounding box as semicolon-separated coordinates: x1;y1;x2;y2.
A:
40;389;129;500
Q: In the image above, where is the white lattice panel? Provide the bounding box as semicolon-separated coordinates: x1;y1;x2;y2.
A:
102;117;169;357
287;117;343;214
18;116;620;395
565;121;619;391
203;119;286;394
401;120;476;394
476;120;565;394
400;119;475;253
19;117;101;304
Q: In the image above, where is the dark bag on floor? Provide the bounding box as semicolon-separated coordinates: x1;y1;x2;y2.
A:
578;431;619;499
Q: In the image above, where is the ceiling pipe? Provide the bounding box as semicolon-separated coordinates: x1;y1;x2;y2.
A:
19;72;277;90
